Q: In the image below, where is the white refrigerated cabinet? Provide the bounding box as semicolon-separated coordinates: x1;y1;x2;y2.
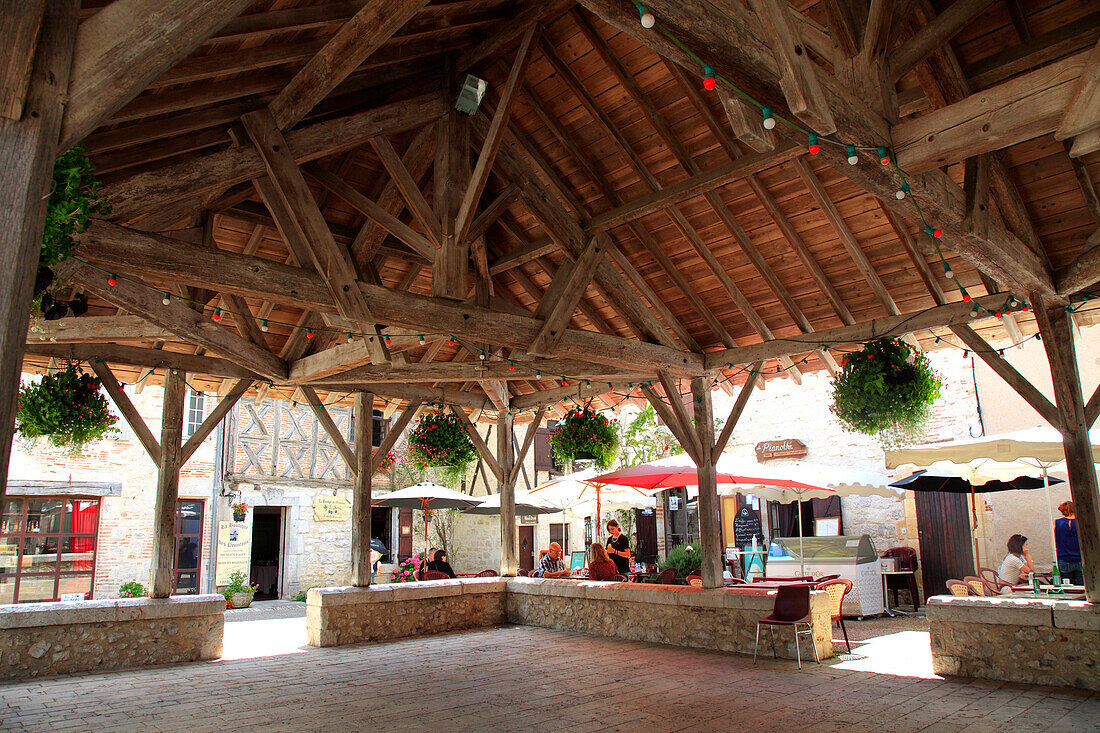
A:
765;535;884;617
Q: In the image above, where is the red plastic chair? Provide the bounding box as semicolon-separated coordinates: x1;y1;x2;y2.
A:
754;585;820;670
645;568;678;585
475;569;499;577
421;570;450;581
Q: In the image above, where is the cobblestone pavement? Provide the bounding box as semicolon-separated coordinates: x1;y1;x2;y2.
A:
1;625;1097;733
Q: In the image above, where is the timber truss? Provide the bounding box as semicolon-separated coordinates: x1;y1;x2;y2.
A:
9;0;1100;427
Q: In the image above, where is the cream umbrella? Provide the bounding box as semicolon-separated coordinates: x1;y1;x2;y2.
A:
465;491;563;516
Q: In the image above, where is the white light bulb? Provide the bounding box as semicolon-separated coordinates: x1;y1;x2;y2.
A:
640;12;655;28
762;117;776;130
847;154;859;165
944;269;954;279
969;309;978;318
895;189;906;200
161;293;170;305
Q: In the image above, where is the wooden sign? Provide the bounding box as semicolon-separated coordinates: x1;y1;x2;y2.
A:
755;439;807;461
313;495;351;522
215;519;252;586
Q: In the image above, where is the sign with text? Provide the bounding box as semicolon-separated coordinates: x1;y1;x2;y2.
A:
733;505;764;547
215;519;252;586
755;439;807;461
313;495;351;522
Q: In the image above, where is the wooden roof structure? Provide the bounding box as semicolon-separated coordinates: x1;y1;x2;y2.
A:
11;0;1100;421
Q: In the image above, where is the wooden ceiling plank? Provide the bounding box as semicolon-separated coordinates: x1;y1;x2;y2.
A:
526;234;605;357
370;133;443;245
887;0;997;83
963;11;1100;91
1055;39;1100;141
268;0;429;131
60;0;253;148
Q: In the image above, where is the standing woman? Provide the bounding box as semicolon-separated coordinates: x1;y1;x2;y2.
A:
1055;501;1084;585
997;534;1035;585
605;519;632;575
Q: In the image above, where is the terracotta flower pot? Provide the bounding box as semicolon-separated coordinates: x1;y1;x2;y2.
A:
229;590;255;609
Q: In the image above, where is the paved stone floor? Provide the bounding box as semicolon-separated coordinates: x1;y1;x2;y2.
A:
2;625;1098;733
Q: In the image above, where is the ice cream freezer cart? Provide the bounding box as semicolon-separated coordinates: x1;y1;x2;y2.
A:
765;535;884;617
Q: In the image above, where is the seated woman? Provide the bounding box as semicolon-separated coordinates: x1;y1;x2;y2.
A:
426;549;457;579
997;534;1035;585
587;543;619;581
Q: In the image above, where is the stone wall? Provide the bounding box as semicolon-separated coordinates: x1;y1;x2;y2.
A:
927;595;1100;690
0;595;224;680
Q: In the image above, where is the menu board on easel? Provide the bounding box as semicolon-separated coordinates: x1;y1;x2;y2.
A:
733;506;764;548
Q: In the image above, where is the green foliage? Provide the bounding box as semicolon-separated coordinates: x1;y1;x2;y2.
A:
616;404;681;468
118;581;147;598
405;413;477;479
221;570;257;602
549;407;618;469
41;147;110;268
831;338;942;446
659;543;701;578
292;587;314;602
16;363;117;454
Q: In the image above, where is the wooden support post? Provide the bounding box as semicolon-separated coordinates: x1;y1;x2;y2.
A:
1034;301;1100;602
0;0;77;501
151;369;186;598
497;411;517;577
691;377;723;589
352;391;374;586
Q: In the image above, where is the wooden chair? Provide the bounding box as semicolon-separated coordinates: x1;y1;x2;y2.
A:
945;579;972;596
754;585;820;670
421;570;450;581
815;578;853;653
475;569;498;577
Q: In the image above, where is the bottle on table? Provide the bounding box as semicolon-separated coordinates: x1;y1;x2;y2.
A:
1032;573;1041;594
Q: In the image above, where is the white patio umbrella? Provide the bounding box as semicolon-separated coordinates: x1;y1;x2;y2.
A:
372;482;480;544
465;491;563;516
886;427;1100;562
528;468;651;525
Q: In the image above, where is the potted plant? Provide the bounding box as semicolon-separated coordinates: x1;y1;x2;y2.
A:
15;363;117;455
830;338;942;446
389;552;429;583
549;407;618;469
222;570;259;609
118;581;148;598
405;413;477;484
231;502;248;522
659;543;701;580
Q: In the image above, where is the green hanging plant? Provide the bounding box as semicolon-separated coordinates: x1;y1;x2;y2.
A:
549;407;618;469
41;146;111;268
15;363;118;454
830;338;942;446
404;413;478;483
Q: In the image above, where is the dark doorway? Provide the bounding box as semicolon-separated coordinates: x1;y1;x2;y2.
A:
250;507;282;600
371;507;393;563
915;491;975;597
519;526;535;572
634;508;658;563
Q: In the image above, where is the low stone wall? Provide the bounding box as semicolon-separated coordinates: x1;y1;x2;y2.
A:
506;578;833;661
0;595;224;680
306;578;507;647
928;595;1100;690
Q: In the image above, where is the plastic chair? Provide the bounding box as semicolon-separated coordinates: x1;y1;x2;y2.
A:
945;579;971;596
882;547;921;610
421;570;450;581
815;579;853;653
754;585;820;670
646;568;678;585
963;576;988;596
475;569;499;577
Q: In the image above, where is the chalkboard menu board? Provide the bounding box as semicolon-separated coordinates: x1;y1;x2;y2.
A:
733;506;764;547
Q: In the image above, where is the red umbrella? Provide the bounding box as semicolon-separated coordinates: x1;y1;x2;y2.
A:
593;454;829;492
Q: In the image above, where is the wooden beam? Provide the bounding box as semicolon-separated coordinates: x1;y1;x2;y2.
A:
949;324;1062;429
0;0;46;120
370;133;442;245
102;93;447;220
0;0;78;498
181;378;250;463
451;404;503;482
24;342;257;380
510;406;545;485
820;0;860;57
1056;39;1100;141
371;398;422;472
89;359;161;466
60;0;252;149
456;0;569;71
453;25;536;246
963;154;991;240
300;385;357;473
510;380;640;411
1086;382;1100;429
888;0;997;83
497;410;516;575
653;372;702;463
25;315;171;343
1069;127;1100;158
1056;245;1100;296
747;0;836;134
307;358;646;385
150;369;185;598
716;86;774;153
466;184;519;244
712;362;763;462
526;235;604;357
352;390;373;585
268;0;428;130
691;376;723;589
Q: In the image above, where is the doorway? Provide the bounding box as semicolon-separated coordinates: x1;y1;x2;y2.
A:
250;507;283;600
371;507;393;563
634;508;658;563
915;491;975;597
519;526;535;572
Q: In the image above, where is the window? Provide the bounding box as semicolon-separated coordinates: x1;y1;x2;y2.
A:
0;497;99;603
372;409;386;448
534;424;564;476
185;390;206;439
550;523;569;554
173;501;204;595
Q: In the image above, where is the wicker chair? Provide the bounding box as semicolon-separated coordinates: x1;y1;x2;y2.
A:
946;578;972;596
515;569;529;577
754;585;820;670
687;576;703;587
475;569;499;577
963;576;989;596
815;578;853;653
421;570;450;581
607;574;627;582
646;568;678;585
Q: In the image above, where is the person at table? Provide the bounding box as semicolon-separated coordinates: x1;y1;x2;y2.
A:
605;519;632;575
997;533;1035;585
587;543;619;581
427;549;456;579
532;542;571;578
1055;501;1084;586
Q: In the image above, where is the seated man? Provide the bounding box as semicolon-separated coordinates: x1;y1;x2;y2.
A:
532;542;571;578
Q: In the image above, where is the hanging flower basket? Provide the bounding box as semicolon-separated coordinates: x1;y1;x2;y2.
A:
231;502;248;522
405;413;477;481
549;407;618;469
15;363;117;454
830;338;942;446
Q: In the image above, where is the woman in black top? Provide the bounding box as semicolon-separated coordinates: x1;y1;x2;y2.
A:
427;549;457;578
605;519;632;574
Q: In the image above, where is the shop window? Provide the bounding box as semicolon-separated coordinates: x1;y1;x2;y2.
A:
349;409;387;448
185;390;206;439
550;523;569;554
0;497;99;604
534;424;564;475
173;501;204;595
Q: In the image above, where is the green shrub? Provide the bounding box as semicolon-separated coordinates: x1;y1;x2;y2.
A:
118;581;147;598
292;588;314;602
221;570;258;602
659;543;701;578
